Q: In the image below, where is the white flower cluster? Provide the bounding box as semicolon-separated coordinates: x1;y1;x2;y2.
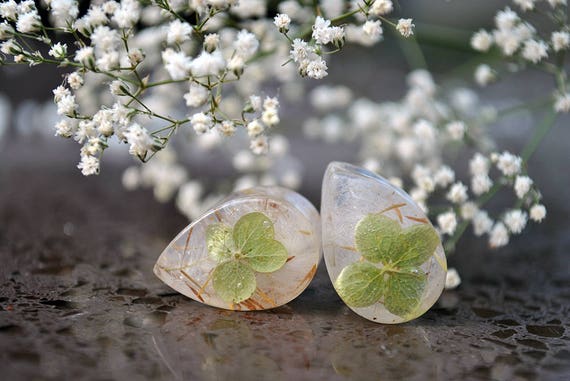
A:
1;0;418;175
304;69;547;251
470;1;569;114
0;1;557;269
274;0;413;79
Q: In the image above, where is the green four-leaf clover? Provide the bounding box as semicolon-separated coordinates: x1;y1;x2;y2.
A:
206;212;288;304
334;214;439;318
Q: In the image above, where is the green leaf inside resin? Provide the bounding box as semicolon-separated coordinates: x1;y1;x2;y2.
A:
206;224;234;262
384;268;427;316
212;260;257;304
335;262;385;308
337;213;440;317
205;212;288;303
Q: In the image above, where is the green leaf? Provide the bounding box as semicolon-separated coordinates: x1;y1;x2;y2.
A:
212;260;256;304
384;268;427;317
355;214;402;263
233;212;274;252
334;262;385;308
242;239;288;273
393;224;440;268
206;223;234;262
355;214;439;267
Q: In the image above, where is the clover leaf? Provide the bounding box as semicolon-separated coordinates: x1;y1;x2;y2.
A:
335;213;440;318
206;212;288;304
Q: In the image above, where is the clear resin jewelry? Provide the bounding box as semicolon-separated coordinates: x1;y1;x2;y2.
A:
321;162;447;324
154;186;321;310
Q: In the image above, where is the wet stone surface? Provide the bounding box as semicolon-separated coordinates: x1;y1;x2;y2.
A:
0;167;569;380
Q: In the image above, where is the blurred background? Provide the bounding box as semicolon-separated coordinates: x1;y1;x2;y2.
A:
1;1;569;380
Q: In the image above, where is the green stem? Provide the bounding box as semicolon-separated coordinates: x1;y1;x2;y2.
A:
520;108;558;161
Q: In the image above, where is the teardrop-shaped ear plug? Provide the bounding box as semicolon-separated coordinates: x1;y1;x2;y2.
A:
321;162;447;324
154;186;321;311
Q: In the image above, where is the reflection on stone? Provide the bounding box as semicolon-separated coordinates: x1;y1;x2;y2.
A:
152;303;316;380
326;325;435;380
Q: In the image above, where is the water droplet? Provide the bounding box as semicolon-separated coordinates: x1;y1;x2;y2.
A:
237;282;242;289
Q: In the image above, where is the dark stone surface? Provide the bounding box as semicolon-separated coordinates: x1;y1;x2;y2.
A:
0;144;569;381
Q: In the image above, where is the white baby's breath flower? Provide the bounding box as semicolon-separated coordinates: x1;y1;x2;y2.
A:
370;0;393;16
248;95;262;112
184;83;209;108
312;16;333;44
522;39;548;63
227;55;245;75
554;93;570;113
162;49;191;80
74;46;94;66
247;119;264;137
514;175;533;199
250;135;269;155
56;94;77;116
471;29;493;52
77;154;100;176
48;42;67;59
218;120;236;136
306;58;328;79
54;119;75;138
471;174;493;196
112;0;140;28
445;268;461;290
446;120;466;140
67;72;84;90
50;0;80;25
122;166;140;190
475;64;495;86
203;33;219;53
529;204;546;222
166;19;192;45
551;31;570;52
447;182;468;204
503;209;528;234
489;222;509;248
52;85;70;103
469;153;490;176
362;20;383;40
496;151;522;176
274;13;291;33
190;112;213;135
124;123;155;158
234;29;259;60
495;7;519;30
410;187;427;203
389;177;403;189
262;108;280;127
0;0;18;21
460;202;479;220
514;0;536;11
90;26;120;52
413;119;436;142
434;165;455;188
16;11;41;33
190;50;225;77
0;21;14;40
473;210;494;236
396;18;414;38
438;211;458;235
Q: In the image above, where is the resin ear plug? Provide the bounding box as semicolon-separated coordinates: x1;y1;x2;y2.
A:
321;162;447;324
154;186;321;310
